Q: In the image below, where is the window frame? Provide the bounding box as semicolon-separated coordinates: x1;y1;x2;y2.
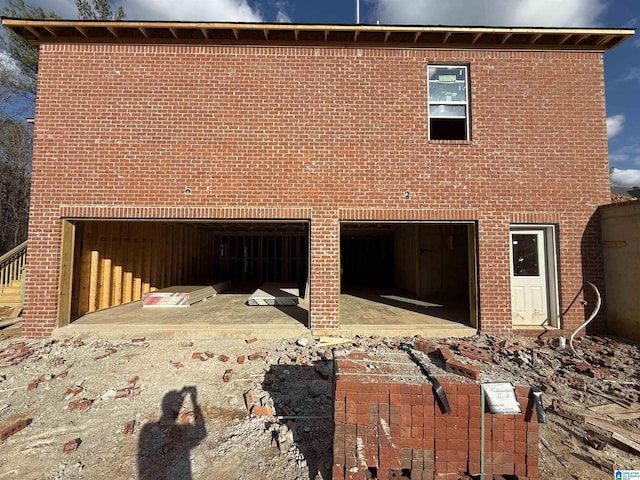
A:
427;64;470;141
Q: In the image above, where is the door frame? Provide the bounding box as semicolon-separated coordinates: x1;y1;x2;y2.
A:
509;224;559;328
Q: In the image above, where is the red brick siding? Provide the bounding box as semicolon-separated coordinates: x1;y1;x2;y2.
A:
24;44;609;336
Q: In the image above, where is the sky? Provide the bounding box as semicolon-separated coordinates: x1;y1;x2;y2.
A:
1;0;639;186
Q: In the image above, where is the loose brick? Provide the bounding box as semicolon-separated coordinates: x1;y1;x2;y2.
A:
123;420;135;436
223;369;233;383
247;353;261;361
458;342;492;363
445;358;481;380
66;386;83;396
0;419;30;441
250;405;273;416
245;337;257;344
62;438;80;454
68;399;93;411
237;355;245;364
414;337;437;354
243;391;254;410
115;387;132;399
218;355;230;363
438;347;455;362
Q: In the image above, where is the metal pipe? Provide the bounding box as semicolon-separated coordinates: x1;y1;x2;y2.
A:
356;0;360;24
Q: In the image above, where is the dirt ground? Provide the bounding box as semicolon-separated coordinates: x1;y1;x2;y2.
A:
0;329;639;480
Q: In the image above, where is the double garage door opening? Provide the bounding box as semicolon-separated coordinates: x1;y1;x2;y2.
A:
60;220;477;328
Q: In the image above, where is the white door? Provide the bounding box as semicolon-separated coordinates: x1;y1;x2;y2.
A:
510;229;549;325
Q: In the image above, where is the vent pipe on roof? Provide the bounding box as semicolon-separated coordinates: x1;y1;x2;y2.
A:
356;0;360;24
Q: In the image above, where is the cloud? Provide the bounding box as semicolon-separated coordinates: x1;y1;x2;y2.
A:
607;114;625;138
2;0;78;19
609;153;629;163
366;0;606;27
622;67;640;82
609;142;640;167
125;0;263;22
611;168;640;187
276;10;291;23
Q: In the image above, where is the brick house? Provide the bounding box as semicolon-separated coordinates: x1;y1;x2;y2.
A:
2;19;633;338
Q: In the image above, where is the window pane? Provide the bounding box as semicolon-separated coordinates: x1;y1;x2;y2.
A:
429;104;466;117
429;81;467;102
428;66;467;82
430;118;466;140
512;234;539;276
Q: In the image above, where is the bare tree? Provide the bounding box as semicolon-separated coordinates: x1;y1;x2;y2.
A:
75;0;126;21
0;120;31;254
0;0;60;98
0;1;128;254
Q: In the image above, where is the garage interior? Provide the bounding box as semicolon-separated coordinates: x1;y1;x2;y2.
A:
58;220;310;332
56;219;477;338
339;222;478;333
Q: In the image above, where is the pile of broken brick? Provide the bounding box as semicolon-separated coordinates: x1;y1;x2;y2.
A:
409;333;640;475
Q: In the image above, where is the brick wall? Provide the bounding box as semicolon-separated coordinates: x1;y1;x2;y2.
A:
333;351;539;480
25;43;609;336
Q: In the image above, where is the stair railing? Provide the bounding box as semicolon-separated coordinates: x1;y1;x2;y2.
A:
0;241;27;291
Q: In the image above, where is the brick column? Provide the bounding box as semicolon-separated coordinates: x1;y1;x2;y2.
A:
309;209;340;333
476;217;512;335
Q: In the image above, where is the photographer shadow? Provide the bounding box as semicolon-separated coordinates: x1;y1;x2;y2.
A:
138;386;206;480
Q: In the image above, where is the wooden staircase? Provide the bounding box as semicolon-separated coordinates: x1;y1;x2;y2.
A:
0;279;23;307
0;241;27;309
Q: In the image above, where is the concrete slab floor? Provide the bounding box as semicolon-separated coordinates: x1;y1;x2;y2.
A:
56;289;476;340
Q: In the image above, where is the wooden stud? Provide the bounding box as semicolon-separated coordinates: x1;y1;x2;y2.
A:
142;222;152;296
97;222;111;310
88;224;101;313
57;220;76;327
71;222;85;317
172;225;179;286
122;222;133;304
110;222;123;306
468;223;479;329
132;222;143;301
164;223;172;288
78;222;94;315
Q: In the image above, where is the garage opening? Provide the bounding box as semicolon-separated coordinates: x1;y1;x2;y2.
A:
58;220;309;327
340;222;478;329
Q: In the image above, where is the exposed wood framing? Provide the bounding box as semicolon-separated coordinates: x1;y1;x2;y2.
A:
2;19;629;51
467;223;479;329
65;220;309;318
57;220;76;327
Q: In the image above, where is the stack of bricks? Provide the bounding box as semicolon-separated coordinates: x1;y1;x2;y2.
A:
332;351;539;480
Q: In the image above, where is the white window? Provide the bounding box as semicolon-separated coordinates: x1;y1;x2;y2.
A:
428;65;469;140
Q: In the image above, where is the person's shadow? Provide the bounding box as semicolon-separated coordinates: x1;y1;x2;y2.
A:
138;386;206;480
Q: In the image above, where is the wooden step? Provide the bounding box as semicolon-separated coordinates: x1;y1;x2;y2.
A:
0;286;21;294
0;294;22;304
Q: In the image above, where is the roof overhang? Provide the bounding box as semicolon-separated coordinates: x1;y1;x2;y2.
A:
1;18;635;51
